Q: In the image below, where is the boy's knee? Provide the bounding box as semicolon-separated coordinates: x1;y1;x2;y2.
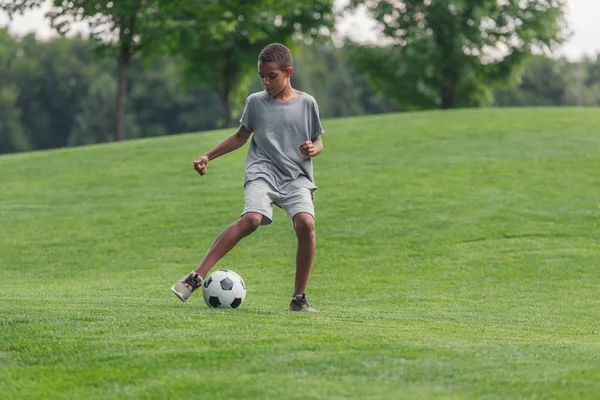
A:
239;213;262;235
293;213;315;236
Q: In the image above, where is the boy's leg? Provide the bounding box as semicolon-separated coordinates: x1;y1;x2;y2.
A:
292;212;316;297
279;188;317;311
171;212;262;302
195;212;263;279
289;212;317;312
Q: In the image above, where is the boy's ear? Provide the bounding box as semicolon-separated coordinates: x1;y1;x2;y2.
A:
286;66;294;78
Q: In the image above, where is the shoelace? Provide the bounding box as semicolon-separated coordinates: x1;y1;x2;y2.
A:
184;274;202;290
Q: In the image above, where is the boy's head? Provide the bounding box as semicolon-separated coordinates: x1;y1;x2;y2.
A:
258;43;292;71
258;43;293;97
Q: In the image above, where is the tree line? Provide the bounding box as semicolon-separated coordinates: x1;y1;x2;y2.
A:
1;0;596;155
0;29;398;153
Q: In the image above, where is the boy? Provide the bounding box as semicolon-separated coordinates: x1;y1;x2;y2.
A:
171;43;324;312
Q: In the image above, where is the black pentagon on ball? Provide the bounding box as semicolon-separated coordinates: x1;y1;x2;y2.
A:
208;296;221;308
204;275;212;288
220;277;234;290
230;298;242;309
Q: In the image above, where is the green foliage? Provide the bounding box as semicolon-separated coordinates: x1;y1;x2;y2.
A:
347;0;568;109
0;32;114;150
292;42;398;117
0;30;101;151
0;85;29;153
0;29;29;153
1;0;190;141
2;109;600;398
128;57;224;135
564;55;600;106
494;56;568;106
18;35;98;149
586;55;600;87
0;30;227;154
494;54;600;107
68;72;142;146
1;0;167;57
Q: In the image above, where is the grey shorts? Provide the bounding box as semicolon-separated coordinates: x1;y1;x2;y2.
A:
242;179;315;226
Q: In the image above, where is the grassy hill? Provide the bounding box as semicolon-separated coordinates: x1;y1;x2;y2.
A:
1;108;599;399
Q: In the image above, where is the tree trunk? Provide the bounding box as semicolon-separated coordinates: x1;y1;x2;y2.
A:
219;90;232;128
115;48;130;141
440;85;455;109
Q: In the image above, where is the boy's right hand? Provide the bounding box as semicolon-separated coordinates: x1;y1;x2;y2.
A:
193;155;209;176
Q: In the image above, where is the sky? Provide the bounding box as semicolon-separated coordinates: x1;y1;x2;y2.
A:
1;0;599;61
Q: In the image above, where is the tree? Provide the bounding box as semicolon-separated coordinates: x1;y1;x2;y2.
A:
345;0;568;110
493;55;568;106
68;72;141;146
585;55;600;88
15;34;100;150
492;54;600;107
0;0;181;141
0;29;30;153
563;57;600;106
0;86;29;154
292;42;398;118
172;0;335;127
129;57;224;135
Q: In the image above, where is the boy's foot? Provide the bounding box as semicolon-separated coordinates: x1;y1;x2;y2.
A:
289;294;317;312
171;272;203;302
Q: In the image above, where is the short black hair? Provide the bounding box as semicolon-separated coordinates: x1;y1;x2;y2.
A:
258;43;292;70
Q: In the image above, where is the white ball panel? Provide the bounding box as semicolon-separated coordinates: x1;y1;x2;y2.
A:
226;271;242;283
208;281;222;297
210;270;228;282
231;282;246;299
218;290;235;306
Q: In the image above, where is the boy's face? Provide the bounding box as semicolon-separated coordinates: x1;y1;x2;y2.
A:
258;61;293;97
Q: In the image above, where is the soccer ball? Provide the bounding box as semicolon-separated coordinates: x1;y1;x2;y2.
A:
202;269;246;309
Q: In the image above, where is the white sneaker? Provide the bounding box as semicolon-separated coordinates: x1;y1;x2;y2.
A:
171;272;203;302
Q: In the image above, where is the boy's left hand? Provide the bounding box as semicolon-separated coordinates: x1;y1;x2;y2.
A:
299;141;316;158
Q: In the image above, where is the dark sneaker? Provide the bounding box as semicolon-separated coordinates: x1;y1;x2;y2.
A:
171;272;203;302
289;294;317;312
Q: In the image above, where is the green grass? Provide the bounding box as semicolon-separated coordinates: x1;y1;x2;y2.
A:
1;107;599;399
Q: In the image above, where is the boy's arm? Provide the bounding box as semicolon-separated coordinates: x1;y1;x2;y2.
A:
193;125;252;175
299;136;323;158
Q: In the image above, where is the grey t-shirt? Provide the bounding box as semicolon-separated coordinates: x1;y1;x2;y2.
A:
240;91;324;194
